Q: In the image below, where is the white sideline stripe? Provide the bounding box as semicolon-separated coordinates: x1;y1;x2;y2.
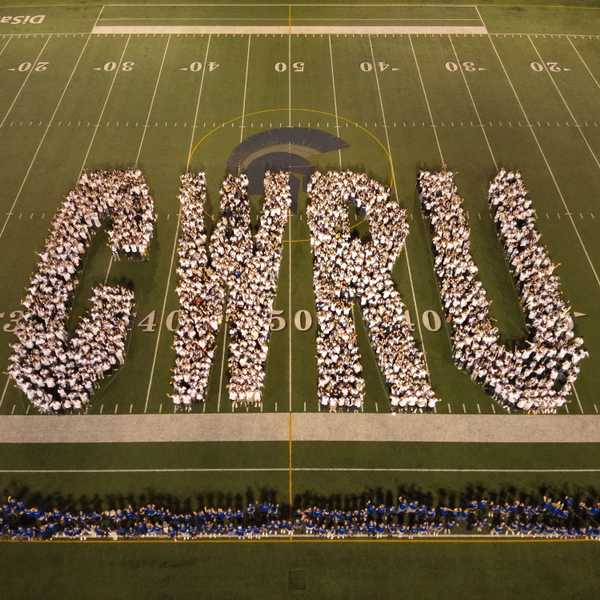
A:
1;414;600;443
91;25;488;35
1;468;599;474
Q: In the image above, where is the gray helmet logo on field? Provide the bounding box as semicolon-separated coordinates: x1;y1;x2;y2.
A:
226;127;349;211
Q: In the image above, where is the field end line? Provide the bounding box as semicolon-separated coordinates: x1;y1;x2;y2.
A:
100;17;484;22
105;4;481;7
1;467;599;473
485;35;600;292
144;35;212;413
92;26;488;34
448;36;497;170
104;35;172;285
529;36;600;173
0;34;93;242
0;36;51;130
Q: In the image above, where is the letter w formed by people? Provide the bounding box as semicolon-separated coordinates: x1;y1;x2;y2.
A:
171;171;291;409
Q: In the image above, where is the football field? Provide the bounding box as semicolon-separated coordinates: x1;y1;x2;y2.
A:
2;1;600;596
2;3;600;418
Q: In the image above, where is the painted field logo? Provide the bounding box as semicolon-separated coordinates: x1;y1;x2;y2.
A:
226;127;348;210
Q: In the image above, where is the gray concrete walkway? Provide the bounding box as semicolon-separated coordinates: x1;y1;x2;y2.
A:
0;413;598;443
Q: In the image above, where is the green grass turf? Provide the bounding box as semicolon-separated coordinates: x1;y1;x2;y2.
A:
1;2;600;595
1;441;599;511
0;0;599;491
0;541;599;600
1;7;600;416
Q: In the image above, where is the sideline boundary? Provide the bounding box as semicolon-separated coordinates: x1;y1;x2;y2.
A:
0;414;599;443
91;25;488;34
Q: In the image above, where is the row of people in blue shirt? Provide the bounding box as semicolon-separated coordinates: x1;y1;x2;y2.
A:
2;496;599;540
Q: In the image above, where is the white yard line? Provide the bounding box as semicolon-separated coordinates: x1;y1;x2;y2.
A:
216;35;252;412
448;35;497;170
369;34;430;375
93;5;105;29
135;35;171;166
0;35;12;59
568;37;600;92
77;36;131;178
103;35;171;285
288;26;293;413
239;34;251;145
0;36;52;130
572;386;585;415
0;378;9;409
327;34;342;169
408;34;446;168
288;211;293;413
528;36;600;172
485;34;600;292
144;34;212;413
1;467;599;473
0;33;94;242
216;321;228;412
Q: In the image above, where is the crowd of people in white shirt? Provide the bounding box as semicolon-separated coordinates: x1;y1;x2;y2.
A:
419;169;587;413
171;171;291;409
307;171;438;412
8;170;155;414
8;166;587;415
